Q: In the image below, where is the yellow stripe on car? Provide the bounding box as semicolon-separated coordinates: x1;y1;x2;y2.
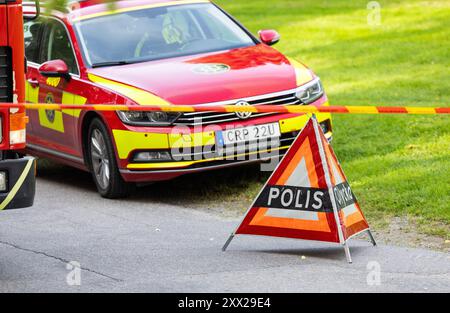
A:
287;57;314;86
25;81;39;103
113;130;169;159
38;91;65;133
88;73;171;106
72;0;210;22
113;129;218;160
120;114;332;169
169;130;216;148
279;114;311;133
38;109;65;133
127;145;292;170
61;92;87;118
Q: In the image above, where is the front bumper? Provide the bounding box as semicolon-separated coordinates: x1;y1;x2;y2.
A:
113;111;332;182
0;156;36;210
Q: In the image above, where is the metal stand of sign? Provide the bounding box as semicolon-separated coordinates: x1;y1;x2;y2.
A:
222;234;234;252
343;242;352;264
342;229;376;263
367;229;377;246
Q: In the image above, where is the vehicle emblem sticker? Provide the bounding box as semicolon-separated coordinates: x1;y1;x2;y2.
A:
235;101;252;120
192;63;230;75
45;93;56;123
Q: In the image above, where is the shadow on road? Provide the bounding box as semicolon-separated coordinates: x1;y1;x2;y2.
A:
253;245;368;262
36;159;95;191
36;158;270;208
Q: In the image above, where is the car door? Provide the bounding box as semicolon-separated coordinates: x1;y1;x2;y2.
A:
25;17;83;157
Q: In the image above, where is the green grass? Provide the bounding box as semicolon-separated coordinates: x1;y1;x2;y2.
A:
139;0;450;238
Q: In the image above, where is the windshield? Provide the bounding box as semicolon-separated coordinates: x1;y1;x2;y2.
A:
75;3;255;67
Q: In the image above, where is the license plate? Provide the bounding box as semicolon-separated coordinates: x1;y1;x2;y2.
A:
216;123;281;146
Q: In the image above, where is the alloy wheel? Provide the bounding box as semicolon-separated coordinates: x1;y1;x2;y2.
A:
90;128;110;190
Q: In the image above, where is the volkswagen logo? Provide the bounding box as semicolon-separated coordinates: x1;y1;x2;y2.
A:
192;63;230;75
235;101;252;120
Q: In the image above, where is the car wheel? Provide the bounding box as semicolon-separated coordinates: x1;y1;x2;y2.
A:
87;118;134;198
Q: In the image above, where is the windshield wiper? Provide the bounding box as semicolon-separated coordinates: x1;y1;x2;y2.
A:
91;61;131;68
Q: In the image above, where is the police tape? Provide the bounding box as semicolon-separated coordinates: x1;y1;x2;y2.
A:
0;103;449;114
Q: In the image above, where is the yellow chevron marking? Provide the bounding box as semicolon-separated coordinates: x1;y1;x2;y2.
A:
46;77;61;87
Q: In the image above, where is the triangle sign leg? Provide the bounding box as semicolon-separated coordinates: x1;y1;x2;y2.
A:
222;234;234;252
367;229;377;246
343;242;352;264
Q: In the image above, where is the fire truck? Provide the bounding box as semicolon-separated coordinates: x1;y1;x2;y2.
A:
0;0;36;210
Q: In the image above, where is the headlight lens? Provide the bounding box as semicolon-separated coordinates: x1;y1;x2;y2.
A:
117;111;181;126
295;78;324;104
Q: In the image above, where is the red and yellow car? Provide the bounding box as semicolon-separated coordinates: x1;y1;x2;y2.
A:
23;0;332;198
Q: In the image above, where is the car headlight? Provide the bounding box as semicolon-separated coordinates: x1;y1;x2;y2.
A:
117;111;181;126
295;77;324;104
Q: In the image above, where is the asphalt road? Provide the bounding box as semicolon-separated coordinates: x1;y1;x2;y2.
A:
0;164;449;292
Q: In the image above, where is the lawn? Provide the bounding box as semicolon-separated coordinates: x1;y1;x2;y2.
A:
150;0;450;237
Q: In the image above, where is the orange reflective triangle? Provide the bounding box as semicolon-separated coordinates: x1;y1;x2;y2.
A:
234;117;370;244
319;129;370;240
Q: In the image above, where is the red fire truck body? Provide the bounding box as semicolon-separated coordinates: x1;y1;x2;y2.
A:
0;0;35;210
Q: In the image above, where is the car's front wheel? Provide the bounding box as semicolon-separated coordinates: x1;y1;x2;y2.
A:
87;118;134;198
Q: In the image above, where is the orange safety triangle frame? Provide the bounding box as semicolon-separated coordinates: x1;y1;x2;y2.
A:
222;116;376;263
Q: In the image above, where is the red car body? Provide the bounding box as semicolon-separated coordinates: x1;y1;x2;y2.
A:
23;0;332;196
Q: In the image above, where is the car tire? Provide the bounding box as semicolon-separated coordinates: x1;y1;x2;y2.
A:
87;118;134;199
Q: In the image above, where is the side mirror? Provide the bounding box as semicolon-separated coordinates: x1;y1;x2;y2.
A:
258;30;281;46
39;60;70;80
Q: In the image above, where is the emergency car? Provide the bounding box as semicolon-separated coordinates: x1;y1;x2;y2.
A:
23;0;333;198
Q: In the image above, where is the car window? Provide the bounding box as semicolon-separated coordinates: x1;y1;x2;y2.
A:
24;18;44;63
40;19;79;75
75;3;255;67
193;8;245;43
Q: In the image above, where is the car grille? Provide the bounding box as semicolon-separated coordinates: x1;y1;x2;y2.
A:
0;46;13;103
173;90;301;126
169;132;298;162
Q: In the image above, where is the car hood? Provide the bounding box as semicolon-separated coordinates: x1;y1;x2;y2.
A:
88;44;304;105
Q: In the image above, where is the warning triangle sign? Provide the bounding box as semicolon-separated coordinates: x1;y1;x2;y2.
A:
223;117;376;262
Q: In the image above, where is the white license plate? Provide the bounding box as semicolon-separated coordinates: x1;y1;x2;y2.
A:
216;123;281;146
